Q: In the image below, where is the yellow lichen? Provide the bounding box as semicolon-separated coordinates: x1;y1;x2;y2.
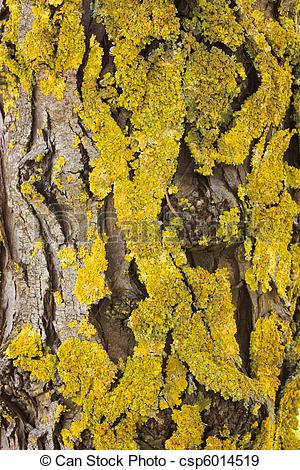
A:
196;0;244;51
253;416;276;450
161;355;188;409
34;153;45;163
3;0;300;451
294;409;300;441
165;405;204;450
173;267;256;401
250;313;292;400
20;176;45;203
216;54;292;166
52;156;66;192
5;324;57;382
239;130;295;206
73;236;110;305
80;36;131;202
55;404;67;423
53;291;63;306
57;247;77;269
57;337;117;447
237;129;300;298
57;337;117;407
38;0;85;99
217;207;240;242
275;368;300;449
31;239;45;257
93;412;138;450
68;319;78;329
244;193;299;297
6;324;43;360
0;0;85;109
0;403;13;423
205;436;237;450
184;43;245;174
77;317;97;340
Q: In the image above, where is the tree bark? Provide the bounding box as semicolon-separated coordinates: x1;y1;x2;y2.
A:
0;0;299;450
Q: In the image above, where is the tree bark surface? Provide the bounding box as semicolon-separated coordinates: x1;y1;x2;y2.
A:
0;0;299;450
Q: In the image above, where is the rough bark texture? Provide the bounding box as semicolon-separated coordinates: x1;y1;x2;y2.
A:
0;0;300;450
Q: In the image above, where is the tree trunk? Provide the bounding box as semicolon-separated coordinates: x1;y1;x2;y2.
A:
0;0;299;450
